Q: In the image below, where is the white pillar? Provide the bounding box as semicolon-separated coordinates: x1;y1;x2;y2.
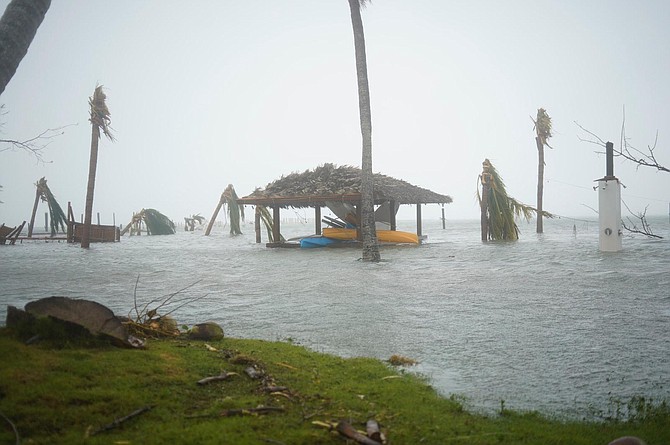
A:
597;178;622;252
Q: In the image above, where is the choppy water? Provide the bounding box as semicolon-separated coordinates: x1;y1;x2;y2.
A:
1;217;669;420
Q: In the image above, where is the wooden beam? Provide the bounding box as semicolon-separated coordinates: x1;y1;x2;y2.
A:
390;199;397;231
272;205;281;243
416;203;422;238
314;206;321;235
254;206;261;243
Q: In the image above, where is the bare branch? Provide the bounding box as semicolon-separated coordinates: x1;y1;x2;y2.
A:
621;201;663;239
0;123;76;163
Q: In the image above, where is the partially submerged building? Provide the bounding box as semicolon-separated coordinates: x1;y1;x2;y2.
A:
237;164;452;247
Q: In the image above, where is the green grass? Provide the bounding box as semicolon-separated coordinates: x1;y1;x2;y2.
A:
0;330;667;445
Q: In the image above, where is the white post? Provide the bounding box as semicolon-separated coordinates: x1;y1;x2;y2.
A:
597;142;622;252
597;178;622;252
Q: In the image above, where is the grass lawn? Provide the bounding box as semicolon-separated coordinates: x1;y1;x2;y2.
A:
0;330;667;444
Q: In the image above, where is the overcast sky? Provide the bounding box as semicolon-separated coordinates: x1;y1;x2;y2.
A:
1;0;668;227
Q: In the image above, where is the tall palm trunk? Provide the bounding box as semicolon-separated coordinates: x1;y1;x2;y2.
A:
0;0;51;96
533;108;552;234
347;0;380;262
81;86;114;248
81;124;100;248
535;135;544;233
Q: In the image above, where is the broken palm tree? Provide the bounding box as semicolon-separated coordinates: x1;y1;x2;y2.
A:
81;85;114;248
120;209;176;236
478;159;552;241
532;108;553;233
205;184;244;236
184;214;206;231
28;177;67;237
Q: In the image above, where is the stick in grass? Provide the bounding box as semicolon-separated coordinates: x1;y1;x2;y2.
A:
197;372;237;386
336;421;382;445
90;405;153;436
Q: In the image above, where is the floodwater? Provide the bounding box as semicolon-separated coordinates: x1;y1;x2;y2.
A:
1;216;669;420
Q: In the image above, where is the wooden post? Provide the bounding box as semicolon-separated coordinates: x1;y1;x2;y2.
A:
416;203;422;238
205;194;224;236
441;205;446;229
96;212;100;225
67;202;73;243
113;213;116;226
390;200;397;231
255;206;261;243
314;206;321;235
44;212;48;232
28;187;40;237
272;205;281;243
356;204;362;241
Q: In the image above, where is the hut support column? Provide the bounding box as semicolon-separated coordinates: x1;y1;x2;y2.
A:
255;206;261;243
314;206;321;235
416;203;422;238
272;205;281;243
390;200;397;231
356;204;362;241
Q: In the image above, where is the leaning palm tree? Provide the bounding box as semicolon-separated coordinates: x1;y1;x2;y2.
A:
204;184;244;236
532;108;553;233
0;0;51;96
347;0;380;262
28;177;66;237
120;208;175;236
81;85;114;248
478;159;551;241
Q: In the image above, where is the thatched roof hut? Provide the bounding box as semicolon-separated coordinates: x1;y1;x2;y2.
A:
238;163;452;207
238;164;452;247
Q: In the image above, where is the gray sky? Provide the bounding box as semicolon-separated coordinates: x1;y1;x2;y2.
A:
1;0;668;227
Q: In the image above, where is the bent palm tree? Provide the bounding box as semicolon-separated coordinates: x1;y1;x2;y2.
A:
28;177;66;237
120;208;175;236
478;159;551;241
81;85;114;248
204;184;244;236
347;0;380;262
533;108;553;233
0;0;51;96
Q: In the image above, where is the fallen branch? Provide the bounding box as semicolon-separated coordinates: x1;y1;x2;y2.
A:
336;421;383;445
220;406;285;417
366;419;383;443
0;410;20;445
89;405;153;436
197;372;237;386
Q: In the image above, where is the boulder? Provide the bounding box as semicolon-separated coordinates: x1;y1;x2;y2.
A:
189;322;224;340
24;296;141;348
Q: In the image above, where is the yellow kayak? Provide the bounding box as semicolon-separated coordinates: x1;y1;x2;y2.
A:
322;228;419;244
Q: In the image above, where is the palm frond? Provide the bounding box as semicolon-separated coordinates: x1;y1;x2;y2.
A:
257;205;285;243
142;209;175;235
533;108;553;148
35;177;67;235
89;85;115;142
222;184;244;236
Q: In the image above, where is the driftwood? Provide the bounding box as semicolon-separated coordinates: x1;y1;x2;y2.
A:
366;420;383;443
336;421;383;445
220;406;285;417
197;372;237;386
262;385;288;393
89;405;153;436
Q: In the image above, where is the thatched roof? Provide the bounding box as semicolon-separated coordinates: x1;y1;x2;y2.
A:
237;164;452;208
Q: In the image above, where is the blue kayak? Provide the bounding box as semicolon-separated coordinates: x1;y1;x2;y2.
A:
300;236;340;248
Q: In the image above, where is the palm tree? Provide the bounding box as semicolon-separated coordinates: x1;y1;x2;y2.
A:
0;0;51;96
28;177;66;237
81;85;114;248
478;159;550;241
204;184;244;236
533;108;553;233
347;0;380;262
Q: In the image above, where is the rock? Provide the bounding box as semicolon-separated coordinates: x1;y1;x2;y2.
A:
189;322;224;340
24;296;140;348
5;305;35;328
608;437;646;445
